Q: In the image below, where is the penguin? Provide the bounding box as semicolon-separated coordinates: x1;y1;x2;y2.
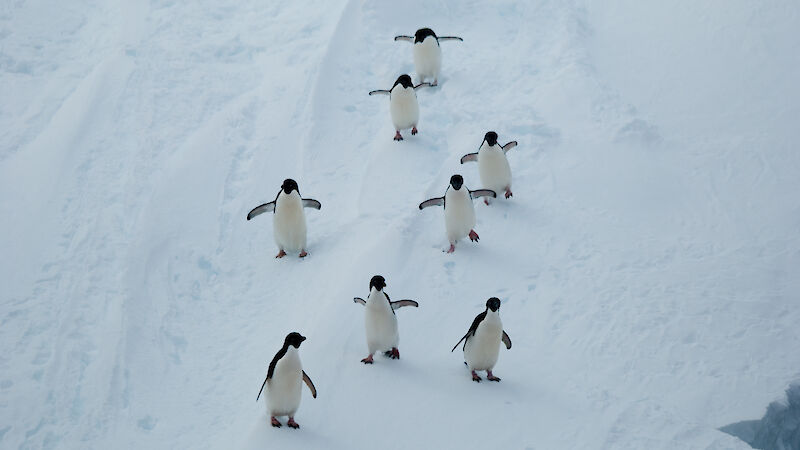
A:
460;131;518;204
451;297;512;382
418;174;495;253
256;332;317;428
353;275;418;364
394;28;463;86
246;179;321;258
369;74;430;141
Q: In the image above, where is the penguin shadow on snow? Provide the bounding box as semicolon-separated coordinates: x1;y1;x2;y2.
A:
246;417;328;444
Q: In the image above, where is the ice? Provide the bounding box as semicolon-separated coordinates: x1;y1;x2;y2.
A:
722;383;800;450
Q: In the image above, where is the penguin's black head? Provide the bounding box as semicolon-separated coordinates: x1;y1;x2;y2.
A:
281;178;299;195
449;174;464;190
284;332;306;348
393;74;414;89
484;131;498;146
486;297;501;312
369;275;386;292
415;27;437;43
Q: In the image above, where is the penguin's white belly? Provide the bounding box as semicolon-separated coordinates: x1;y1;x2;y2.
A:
365;305;399;354
413;39;441;80
444;194;476;243
273;203;307;251
478;150;512;194
464;317;503;371
266;352;302;416
390;89;419;131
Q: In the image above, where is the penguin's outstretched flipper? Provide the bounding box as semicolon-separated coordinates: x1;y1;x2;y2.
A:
469;189;496;200
369;89;391;96
502;141;518;153
353;297;366;306
502;330;512;349
390;299;419;310
460;152;478;164
414;82;431;90
451;334;468;353
438;36;463;42
302;371;317;398
419;197;444;210
394;35;414;42
302;199;321;210
247;202;275;220
256;374;269;402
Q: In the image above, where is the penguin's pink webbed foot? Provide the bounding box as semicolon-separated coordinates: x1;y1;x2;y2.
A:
287;417;299;429
394;131;403;141
484;197;490;205
487;370;501;382
276;250;286;258
386;347;399;359
446;243;456;253
299;250;308;258
471;370;482;382
361;355;374;364
505;188;513;199
469;230;480;242
411;126;418;135
271;417;281;427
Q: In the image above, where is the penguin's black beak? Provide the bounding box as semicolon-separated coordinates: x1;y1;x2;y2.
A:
300;335;306;342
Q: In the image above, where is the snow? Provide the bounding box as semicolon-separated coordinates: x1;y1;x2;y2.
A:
1;0;799;449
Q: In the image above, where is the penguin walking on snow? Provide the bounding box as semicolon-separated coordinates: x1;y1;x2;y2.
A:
353;275;419;364
394;28;463;86
452;298;512;382
419;174;495;253
256;332;317;428
461;131;518;204
246;179;321;258
369;74;431;141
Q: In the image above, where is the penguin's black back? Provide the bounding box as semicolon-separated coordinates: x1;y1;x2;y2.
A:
267;346;286;380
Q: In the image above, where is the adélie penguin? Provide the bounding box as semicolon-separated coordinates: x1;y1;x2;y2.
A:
460;131;518;204
369;74;431;141
418;174;495;253
246;179;321;258
451;297;512;382
353;275;419;364
394;28;463;86
256;332;317;428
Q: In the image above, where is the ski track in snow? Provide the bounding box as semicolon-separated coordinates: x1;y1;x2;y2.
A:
1;0;799;449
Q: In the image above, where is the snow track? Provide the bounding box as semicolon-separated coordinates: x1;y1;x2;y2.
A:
2;0;799;449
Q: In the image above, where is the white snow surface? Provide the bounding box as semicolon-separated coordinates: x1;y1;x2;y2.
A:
1;0;799;449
